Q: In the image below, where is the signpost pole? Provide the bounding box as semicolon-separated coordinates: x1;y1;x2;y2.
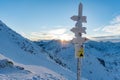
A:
70;2;87;80
77;58;81;80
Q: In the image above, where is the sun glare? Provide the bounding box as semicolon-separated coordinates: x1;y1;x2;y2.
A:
59;34;72;42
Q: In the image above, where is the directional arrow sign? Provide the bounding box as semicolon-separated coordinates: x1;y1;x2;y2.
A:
71;27;86;34
70;2;87;59
71;3;87;23
71;15;79;21
71;16;87;23
72;37;86;45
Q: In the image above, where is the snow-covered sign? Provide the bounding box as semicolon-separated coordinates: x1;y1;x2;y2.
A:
71;16;87;23
71;3;87;23
71;27;86;34
72;37;87;45
71;2;87;58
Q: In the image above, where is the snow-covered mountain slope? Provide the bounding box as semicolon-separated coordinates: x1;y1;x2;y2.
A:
85;41;120;80
35;40;117;80
35;40;75;71
0;20;76;80
0;58;32;80
0;20;41;55
0;57;66;80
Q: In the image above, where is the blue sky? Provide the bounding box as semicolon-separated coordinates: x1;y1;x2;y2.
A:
0;0;120;41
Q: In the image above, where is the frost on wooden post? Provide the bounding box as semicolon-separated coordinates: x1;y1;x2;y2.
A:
71;3;87;58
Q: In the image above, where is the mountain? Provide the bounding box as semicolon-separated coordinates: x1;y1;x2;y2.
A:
92;36;120;42
85;41;120;80
35;40;119;80
0;20;76;80
0;19;119;80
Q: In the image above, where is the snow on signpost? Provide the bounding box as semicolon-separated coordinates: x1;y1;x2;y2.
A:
71;2;87;58
70;2;87;80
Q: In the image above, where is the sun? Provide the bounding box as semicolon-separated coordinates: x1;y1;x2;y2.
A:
60;37;69;42
59;34;72;42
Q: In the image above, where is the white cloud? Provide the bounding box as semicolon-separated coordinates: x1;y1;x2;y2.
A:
102;24;120;34
20;28;73;41
102;15;120;35
111;15;120;24
87;15;120;38
93;27;102;32
49;28;66;35
58;33;73;41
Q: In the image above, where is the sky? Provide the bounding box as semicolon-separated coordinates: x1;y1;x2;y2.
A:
0;0;120;41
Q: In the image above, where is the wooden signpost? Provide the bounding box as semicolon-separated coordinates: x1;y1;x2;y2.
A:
70;2;87;80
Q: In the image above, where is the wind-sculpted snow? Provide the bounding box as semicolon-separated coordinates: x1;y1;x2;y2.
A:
0;59;14;68
0;59;66;80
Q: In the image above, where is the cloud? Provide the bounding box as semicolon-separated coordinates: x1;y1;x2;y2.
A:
93;27;102;32
58;33;73;41
102;24;120;34
21;32;58;41
89;15;120;38
111;15;120;24
102;15;120;35
49;28;66;35
20;28;73;41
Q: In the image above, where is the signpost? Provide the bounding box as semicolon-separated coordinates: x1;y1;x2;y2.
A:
70;2;87;80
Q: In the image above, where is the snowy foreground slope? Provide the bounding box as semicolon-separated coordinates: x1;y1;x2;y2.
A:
0;56;65;80
0;54;69;80
35;40;120;80
0;20;76;80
